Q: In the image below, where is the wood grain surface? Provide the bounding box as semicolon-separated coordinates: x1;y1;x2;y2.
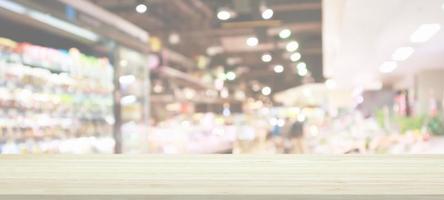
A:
0;155;443;199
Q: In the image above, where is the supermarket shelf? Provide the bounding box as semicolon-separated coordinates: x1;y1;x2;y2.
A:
163;48;196;70
0;155;443;199
158;66;214;90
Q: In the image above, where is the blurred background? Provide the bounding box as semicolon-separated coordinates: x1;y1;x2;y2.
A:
1;0;444;154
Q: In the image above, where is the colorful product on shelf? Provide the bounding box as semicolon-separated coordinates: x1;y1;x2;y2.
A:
0;37;115;154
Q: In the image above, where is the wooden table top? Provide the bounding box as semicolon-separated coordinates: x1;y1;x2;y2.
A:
0;155;443;199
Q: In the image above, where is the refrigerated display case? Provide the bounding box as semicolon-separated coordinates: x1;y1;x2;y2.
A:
0;37;115;154
115;46;150;153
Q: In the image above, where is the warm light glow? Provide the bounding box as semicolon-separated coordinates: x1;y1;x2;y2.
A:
261;53;272;62
119;75;136;85
221;88;229;98
325;79;337;89
410;24;441;43
119;59;128;67
261;8;274;20
392;47;414;61
273;65;284;73
168;33;180;45
246;37;259;47
261;86;272;96
184;88;196;99
136;4;147;13
379;61;397;73
279;29;291;39
286;41;299;52
290;52;301;62
153;84;164;93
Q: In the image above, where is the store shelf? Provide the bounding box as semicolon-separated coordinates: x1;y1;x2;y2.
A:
159;66;214;90
0;155;443;199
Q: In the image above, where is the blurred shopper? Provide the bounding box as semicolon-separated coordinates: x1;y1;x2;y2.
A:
283;118;305;154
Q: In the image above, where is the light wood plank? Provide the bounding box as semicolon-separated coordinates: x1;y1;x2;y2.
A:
0;155;443;199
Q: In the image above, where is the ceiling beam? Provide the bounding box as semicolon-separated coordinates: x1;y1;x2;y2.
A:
268;22;322;35
189;0;213;19
270;2;322;12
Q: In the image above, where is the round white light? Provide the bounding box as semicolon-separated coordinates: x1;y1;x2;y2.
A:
261;8;274;20
279;29;291;39
261;86;272;96
217;10;231;21
261;53;272;62
286;41;299;52
296;62;307;70
226;71;236;81
290;52;301;62
136;4;148;14
246;37;259;47
296;62;308;76
273;65;284;73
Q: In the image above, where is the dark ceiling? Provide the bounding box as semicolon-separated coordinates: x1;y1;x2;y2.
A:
90;0;323;94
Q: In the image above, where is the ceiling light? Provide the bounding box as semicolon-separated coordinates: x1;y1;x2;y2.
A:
168;33;180;45
273;65;284;73
261;8;274;20
392;47;414;61
217;9;231;21
286;41;299;52
0;0;26;14
246;36;259;47
279;29;291;39
261;86;272;96
290;52;301;62
297;62;308;76
297;68;308;76
410;24;441;43
325;79;337;89
379;61;397;73
296;62;307;71
261;53;272;62
226;71;236;81
136;4;147;14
